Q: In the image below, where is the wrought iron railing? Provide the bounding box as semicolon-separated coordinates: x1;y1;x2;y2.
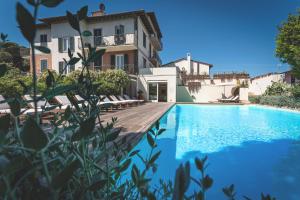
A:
80;33;136;48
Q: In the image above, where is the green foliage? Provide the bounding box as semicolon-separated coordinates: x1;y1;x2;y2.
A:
254;95;300;108
276;10;300;78
249;95;261;104
0;65;32;97
96;69;130;95
291;84;300;97
264;82;290;96
0;51;13;63
0;36;29;71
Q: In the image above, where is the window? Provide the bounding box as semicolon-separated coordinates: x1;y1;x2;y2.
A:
221;78;225;83
94;29;102;46
143;57;147;68
148;83;158;101
116;54;124;69
40;34;47;47
40;59;48;73
59;61;75;74
115;25;125;45
63;38;69;52
94;55;102;67
115;25;124;35
58;37;74;52
143;31;146;48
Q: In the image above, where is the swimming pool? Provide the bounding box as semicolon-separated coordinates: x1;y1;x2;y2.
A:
129;104;300;199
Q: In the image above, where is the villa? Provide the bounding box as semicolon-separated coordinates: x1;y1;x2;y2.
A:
30;4;250;104
31;5;162;98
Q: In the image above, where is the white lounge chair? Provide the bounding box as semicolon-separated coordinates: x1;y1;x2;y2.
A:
123;94;144;103
0;95;11;114
100;95;124;109
109;95;130;107
23;95;57;114
117;95;137;105
218;95;239;103
54;95;73;109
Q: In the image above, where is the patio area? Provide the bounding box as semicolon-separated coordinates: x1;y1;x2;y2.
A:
100;102;174;146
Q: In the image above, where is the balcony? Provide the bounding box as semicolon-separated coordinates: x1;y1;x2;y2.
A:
81;33;136;49
91;64;136;75
149;33;163;51
149;51;162;67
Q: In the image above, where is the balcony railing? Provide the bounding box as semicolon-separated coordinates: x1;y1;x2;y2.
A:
213;72;250;79
150;51;162;66
150;33;163;51
91;64;136;74
80;33;136;48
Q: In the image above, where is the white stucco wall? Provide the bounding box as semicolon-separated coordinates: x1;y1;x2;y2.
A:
170;59;210;75
249;74;284;96
138;67;177;102
239;88;249;103
188;85;236;103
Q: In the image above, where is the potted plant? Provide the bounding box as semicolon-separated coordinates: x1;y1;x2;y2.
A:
137;89;144;100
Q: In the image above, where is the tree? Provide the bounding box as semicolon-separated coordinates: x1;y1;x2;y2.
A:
0;33;30;71
276;10;300;78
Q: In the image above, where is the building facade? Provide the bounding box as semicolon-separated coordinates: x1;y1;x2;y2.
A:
30;5;163;97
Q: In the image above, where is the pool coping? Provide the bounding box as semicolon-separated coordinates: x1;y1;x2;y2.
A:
249;103;300;114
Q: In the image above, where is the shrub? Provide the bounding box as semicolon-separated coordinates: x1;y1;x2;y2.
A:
0;65;32;97
96;69;130;95
258;95;300;108
264;82;290;96
249;95;261;104
291;84;300;97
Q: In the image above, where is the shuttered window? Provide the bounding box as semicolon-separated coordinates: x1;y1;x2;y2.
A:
40;59;48;73
59;61;75;74
110;55;115;68
58;37;74;52
115;25;124;35
94;55;102;67
40;34;47;47
59;62;64;74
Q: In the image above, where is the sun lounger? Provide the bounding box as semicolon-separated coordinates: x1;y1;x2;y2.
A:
54;95;73;109
108;95;130;107
100;95;124;109
123;94;144;103
117;95;137;105
218;95;239;103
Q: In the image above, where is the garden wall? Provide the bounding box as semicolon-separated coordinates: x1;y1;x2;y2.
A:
176;85;239;103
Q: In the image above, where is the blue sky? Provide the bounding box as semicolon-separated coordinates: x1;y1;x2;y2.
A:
0;0;299;76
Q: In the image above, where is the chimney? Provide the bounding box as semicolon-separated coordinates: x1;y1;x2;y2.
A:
92;3;106;16
187;53;192;74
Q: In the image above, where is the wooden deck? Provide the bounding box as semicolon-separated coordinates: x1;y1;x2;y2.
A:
100;102;174;146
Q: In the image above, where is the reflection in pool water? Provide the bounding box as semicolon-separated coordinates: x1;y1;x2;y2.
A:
129;105;300;199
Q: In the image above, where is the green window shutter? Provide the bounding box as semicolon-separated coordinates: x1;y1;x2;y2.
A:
69;37;75;52
70;64;75;72
110;55;115;69
59;61;64;74
58;38;63;53
124;54;128;65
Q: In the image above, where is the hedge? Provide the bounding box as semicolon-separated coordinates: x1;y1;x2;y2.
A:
249;95;300;109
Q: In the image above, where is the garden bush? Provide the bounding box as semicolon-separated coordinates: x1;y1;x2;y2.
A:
291;84;300;97
256;95;300;109
249;95;261;104
264;82;290;96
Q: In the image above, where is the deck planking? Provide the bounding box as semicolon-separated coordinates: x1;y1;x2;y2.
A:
99;102;174;146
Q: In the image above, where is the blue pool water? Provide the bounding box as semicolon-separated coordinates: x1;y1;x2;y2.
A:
128;105;300;199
